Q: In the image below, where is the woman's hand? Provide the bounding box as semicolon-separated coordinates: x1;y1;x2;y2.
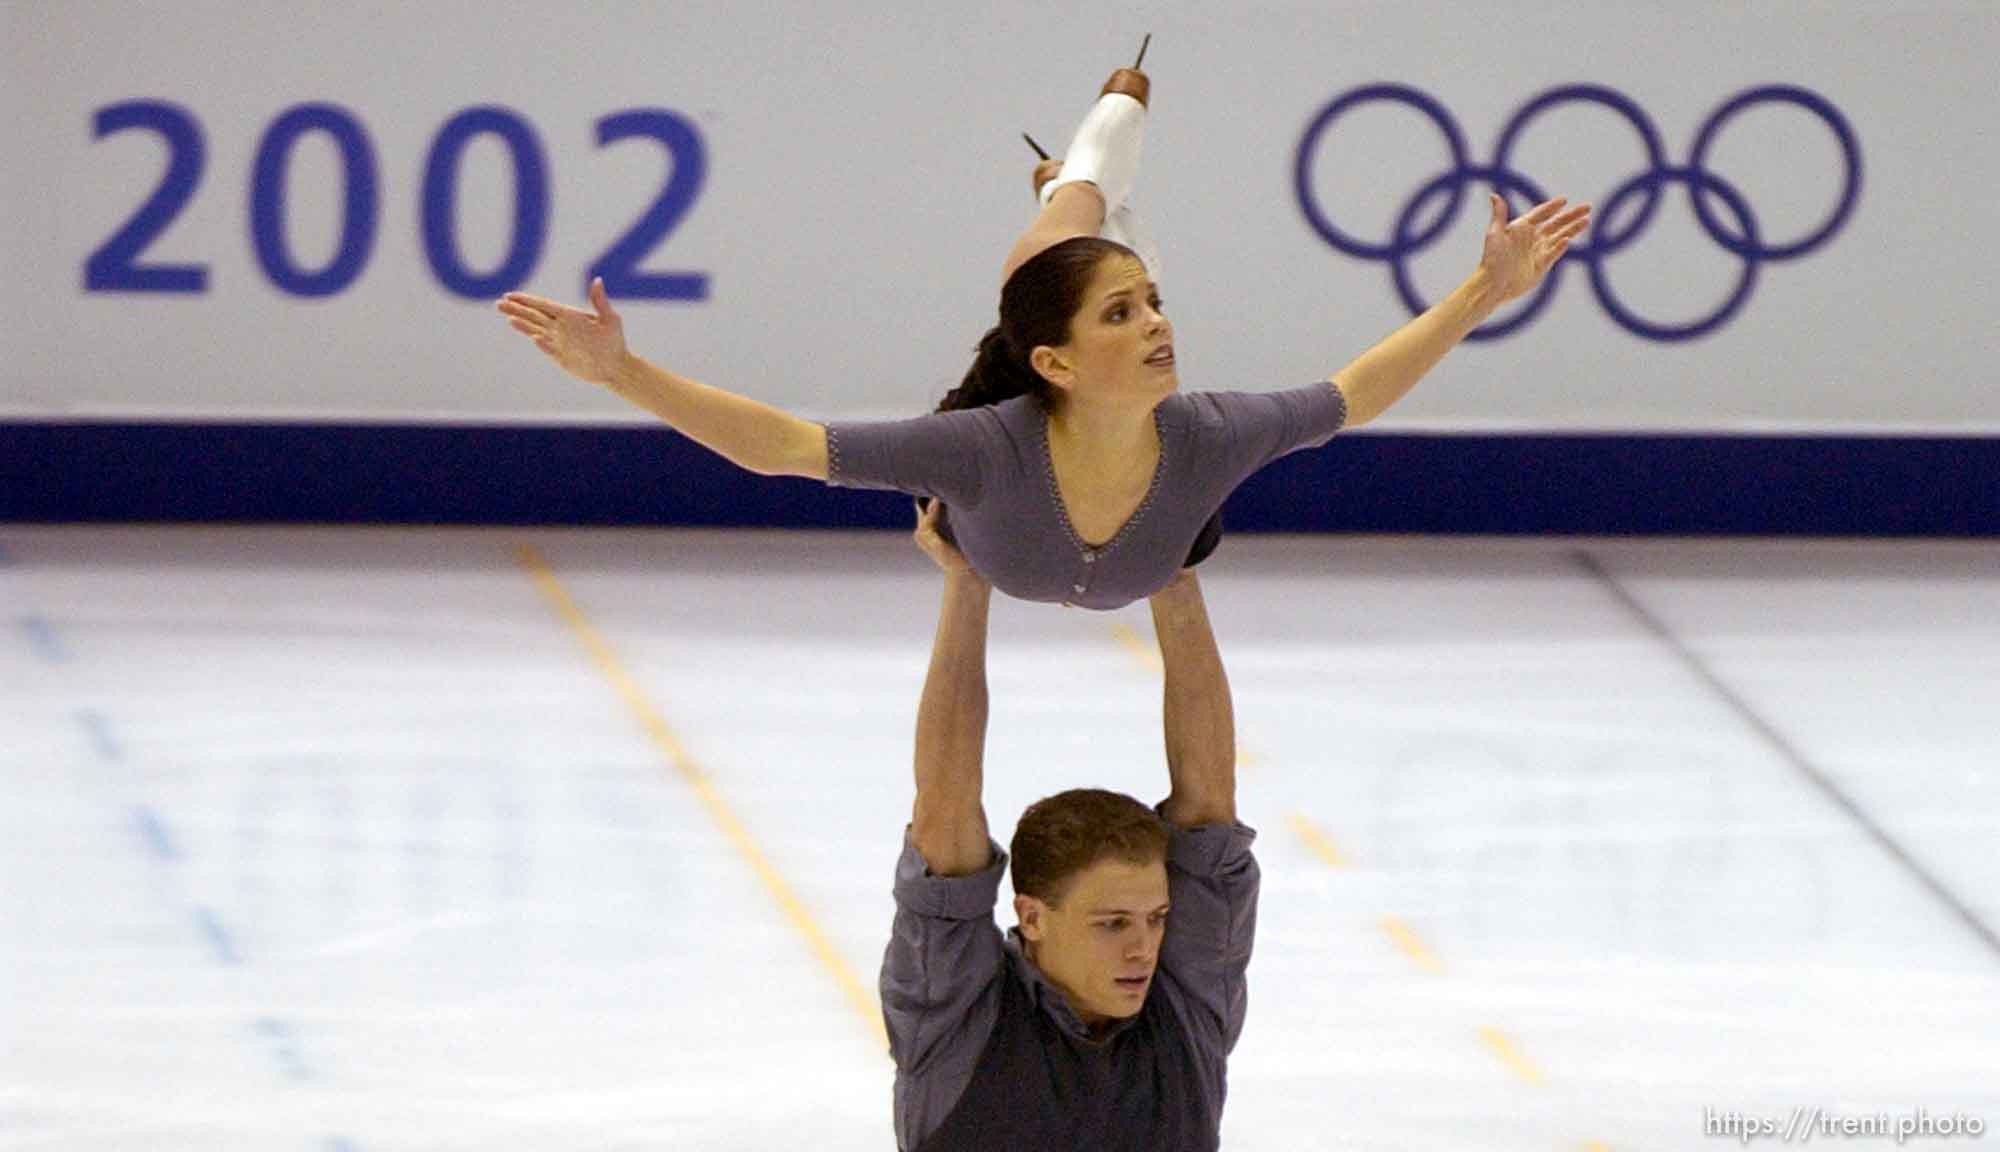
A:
496;278;630;386
1478;194;1593;306
914;499;979;580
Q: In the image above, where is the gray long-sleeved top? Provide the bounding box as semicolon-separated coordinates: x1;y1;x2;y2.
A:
826;384;1347;609
879;820;1260;1150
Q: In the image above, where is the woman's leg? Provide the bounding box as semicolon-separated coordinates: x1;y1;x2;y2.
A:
1000;183;1107;287
999;71;1147;286
1025;158;1163;284
1102;203;1162;284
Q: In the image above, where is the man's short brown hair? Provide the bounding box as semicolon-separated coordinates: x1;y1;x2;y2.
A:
1010;788;1170;904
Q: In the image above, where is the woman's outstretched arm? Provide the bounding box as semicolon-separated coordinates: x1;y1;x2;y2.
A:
498;278;828;479
1332;193;1592;427
605;353;828;480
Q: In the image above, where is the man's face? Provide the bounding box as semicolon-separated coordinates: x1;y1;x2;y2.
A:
1016;853;1170;1028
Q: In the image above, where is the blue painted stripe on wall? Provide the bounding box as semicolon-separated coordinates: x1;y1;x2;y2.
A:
2;422;1995;535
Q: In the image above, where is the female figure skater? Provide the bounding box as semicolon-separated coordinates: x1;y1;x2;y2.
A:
495;62;1590;608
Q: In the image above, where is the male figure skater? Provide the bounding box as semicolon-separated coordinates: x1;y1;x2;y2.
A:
881;503;1253;1151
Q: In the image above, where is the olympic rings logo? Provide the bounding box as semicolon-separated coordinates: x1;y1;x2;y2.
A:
1293;84;1863;341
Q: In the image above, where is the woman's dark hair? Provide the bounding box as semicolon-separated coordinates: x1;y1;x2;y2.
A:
1010;787;1170;905
937;236;1134;413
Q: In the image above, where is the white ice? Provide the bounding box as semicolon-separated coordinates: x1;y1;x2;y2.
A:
3;528;1996;1151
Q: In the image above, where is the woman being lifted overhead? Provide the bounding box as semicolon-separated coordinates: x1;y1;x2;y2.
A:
495;52;1590;608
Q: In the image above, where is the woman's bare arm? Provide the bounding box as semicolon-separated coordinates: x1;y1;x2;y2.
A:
497;279;828;479
1331;195;1591;426
606;354;828;480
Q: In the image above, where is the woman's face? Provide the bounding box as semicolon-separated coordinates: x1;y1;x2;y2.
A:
1032;254;1176;403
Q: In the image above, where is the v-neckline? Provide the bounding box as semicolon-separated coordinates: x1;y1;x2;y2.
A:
1036;401;1168;555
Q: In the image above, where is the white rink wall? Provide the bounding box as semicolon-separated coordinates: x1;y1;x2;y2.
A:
6;1;1996;430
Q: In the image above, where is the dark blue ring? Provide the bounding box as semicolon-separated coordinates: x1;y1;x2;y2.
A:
1291;82;1860;342
1688;85;1863;260
1295;84;1469;260
1591;166;1762;342
1391;165;1563;342
1491;84;1669;258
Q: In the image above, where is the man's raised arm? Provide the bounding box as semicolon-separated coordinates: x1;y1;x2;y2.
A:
909;566;995;876
1150;569;1237;828
1148;568;1257;1061
881;528;1008;1146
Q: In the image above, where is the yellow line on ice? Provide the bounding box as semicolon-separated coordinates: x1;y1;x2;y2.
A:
1380;915;1444;975
516;543;885;1048
1477;1025;1544;1085
1288;811;1348;868
1103;621;1261;770
1107;620;1165;675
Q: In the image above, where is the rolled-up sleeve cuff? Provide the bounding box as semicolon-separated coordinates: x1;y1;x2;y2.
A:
823;423;849;486
893;828;1009;921
1301;379;1348;448
1322;378;1349;430
1160;815;1258;878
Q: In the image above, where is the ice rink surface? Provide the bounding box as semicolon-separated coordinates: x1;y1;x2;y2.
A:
3;527;1996;1151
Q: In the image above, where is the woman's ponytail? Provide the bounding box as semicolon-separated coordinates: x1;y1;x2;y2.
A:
934;235;1130;415
936;326;1046;413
